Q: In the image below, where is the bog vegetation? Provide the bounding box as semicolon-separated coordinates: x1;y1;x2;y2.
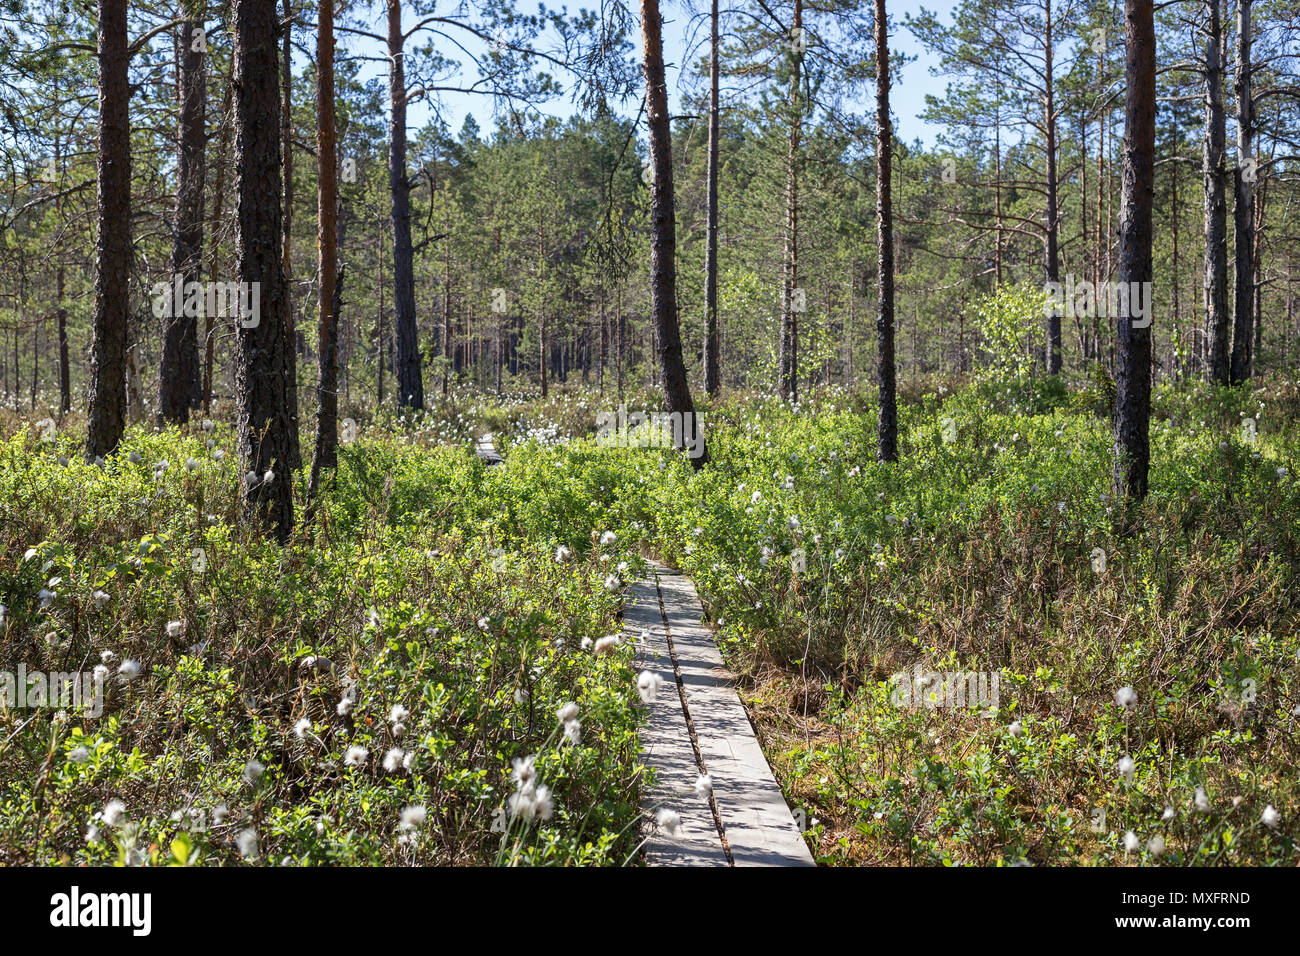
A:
1;0;1298;865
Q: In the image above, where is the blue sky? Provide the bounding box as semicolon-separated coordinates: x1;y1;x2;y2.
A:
363;0;958;149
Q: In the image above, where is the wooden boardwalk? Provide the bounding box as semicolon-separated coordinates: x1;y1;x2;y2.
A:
628;562;815;867
474;434;504;466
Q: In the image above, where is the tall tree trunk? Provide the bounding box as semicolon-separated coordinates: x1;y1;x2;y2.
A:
875;0;897;463
159;15;206;425
1230;0;1254;384
1252;175;1265;358
1203;0;1230;384
641;0;706;467
1113;0;1155;503
233;0;294;540
780;0;803;401
387;0;424;410
1043;0;1062;374
282;0;301;468
1171;144;1181;378
442;235;452;396
703;0;721;397
57;269;69;414
204;60;235;412
376;226;385;406
310;0;339;492
86;0;131;460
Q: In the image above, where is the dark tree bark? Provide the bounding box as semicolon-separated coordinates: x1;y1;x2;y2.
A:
641;0;706;468
86;0;131;460
204;61;235;412
282;0;302;468
1043;0;1062;374
780;0;803;401
159;15;206;425
1203;0;1230;384
57;269;70;414
310;0;339;487
233;0;295;540
703;0;721;397
388;0;424;410
1230;0;1254;384
1112;0;1155;503
875;0;897;463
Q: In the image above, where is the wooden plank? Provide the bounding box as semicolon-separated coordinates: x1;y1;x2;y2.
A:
652;564;815;867
627;578;729;866
629;563;815;867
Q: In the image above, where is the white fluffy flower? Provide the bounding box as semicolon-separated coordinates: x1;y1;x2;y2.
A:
1147;835;1166;857
511;755;537;787
389;704;409;724
533;785;554;821
1117;755;1135;786
1115;685;1137;709
694;774;713;799
293;717;311;739
101;798;126;827
599;531;616;546
343;745;369;767
382;747;406;772
398;805;427;831
1194;786;1211;813
166;620;184;638
117;659;141;681
68;746;91;764
554;545;572;563
557;702;579;725
243;759;265;785
236;828;259;859
1123;830;1140;853
603;574;622;592
562;721;582;746
656;808;681;837
1008;720;1024;738
637;670;664;704
594;635;621;655
1261;804;1280;828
